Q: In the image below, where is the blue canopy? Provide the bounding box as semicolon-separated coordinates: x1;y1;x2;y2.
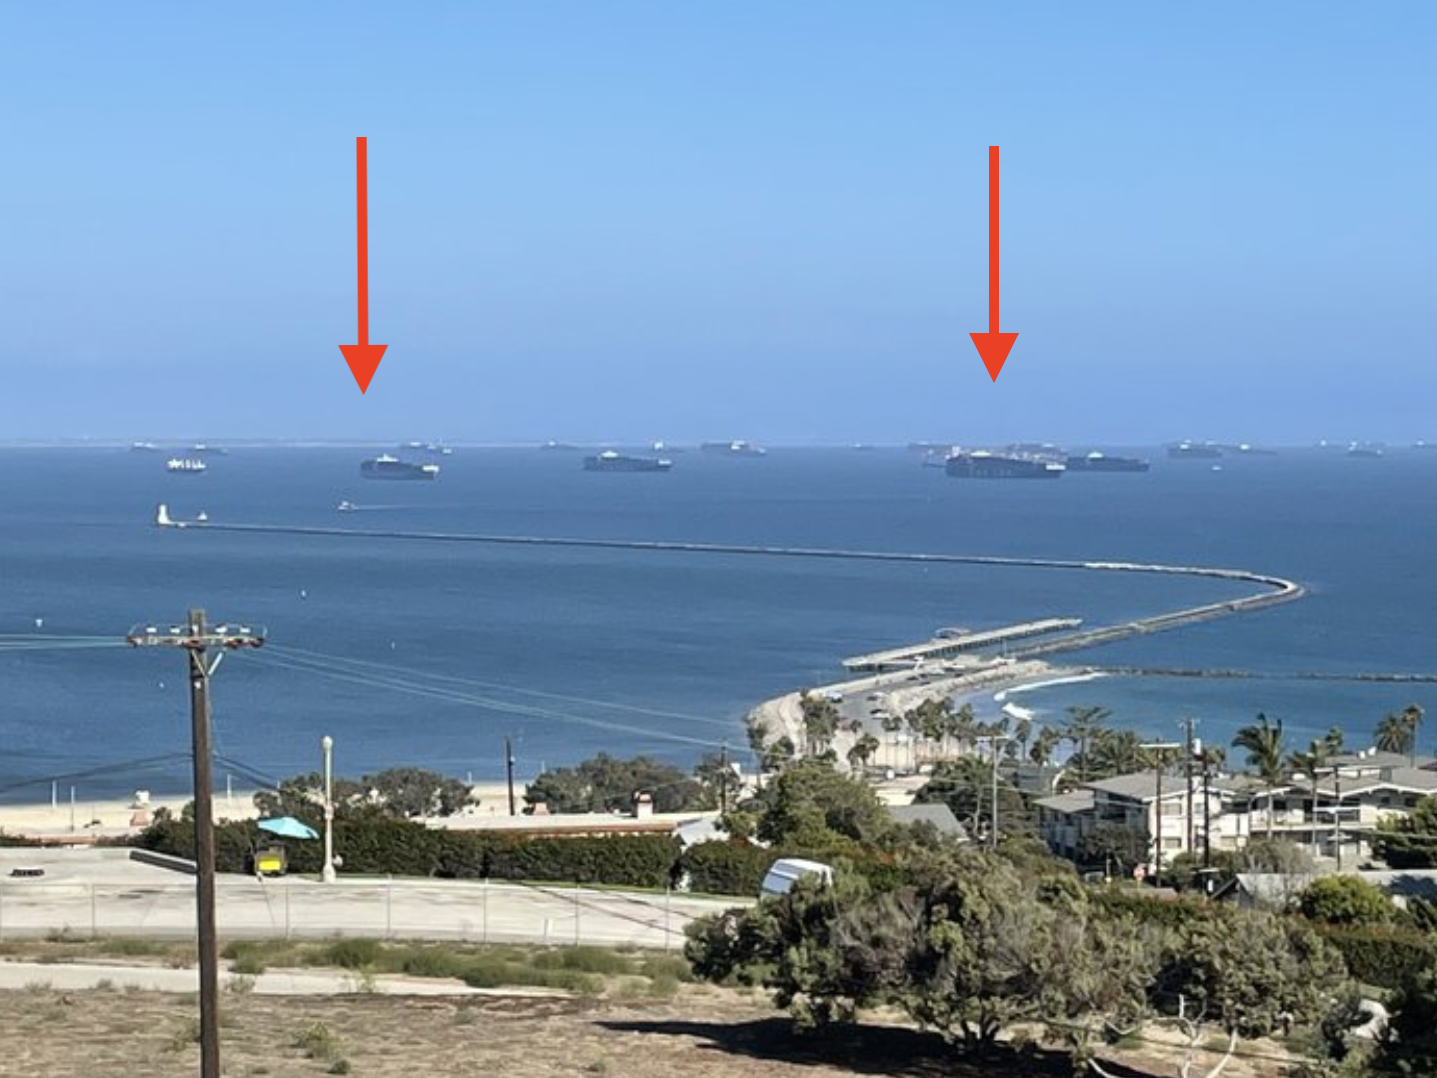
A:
257;816;319;840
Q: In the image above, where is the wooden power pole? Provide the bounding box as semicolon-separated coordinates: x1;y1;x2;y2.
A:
129;610;264;1078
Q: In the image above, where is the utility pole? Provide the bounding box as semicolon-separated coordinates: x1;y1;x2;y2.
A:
1334;766;1344;871
976;735;1012;849
1140;741;1181;889
1181;718;1198;857
719;741;730;815
129;610;263;1078
505;736;517;816
1202;750;1213;869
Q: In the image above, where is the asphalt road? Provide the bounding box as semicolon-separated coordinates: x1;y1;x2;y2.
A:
0;850;745;949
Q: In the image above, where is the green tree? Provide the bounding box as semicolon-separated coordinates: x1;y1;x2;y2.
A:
914;756;1033;842
253;772;365;823
1154;909;1349;1078
1232;713;1287;838
1381;966;1437;1075
799;693;841;756
1374;794;1437;869
1376;704;1424;763
1084;729;1145;780
692;750;743;811
846;732;881;773
253;769;467;822
1298;875;1394;925
524;753;701;814
1029;725;1062;767
753;758;892;851
364;767;472;818
1063;705;1112;783
1077;822;1150;877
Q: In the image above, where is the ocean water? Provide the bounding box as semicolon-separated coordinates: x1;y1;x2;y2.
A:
1;445;1434;802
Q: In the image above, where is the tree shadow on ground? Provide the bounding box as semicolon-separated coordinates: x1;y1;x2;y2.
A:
597;1016;1161;1078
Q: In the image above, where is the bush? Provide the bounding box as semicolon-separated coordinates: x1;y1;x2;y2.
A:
1298;876;1393;926
679;841;776;896
320;938;383;970
1317;922;1436;990
1090;886;1223;929
136;812;682;889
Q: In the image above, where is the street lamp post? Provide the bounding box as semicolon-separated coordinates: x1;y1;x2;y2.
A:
321;735;336;883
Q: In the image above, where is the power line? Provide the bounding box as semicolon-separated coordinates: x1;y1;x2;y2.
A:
0;752;193;799
265;642;733;728
249;651;730;749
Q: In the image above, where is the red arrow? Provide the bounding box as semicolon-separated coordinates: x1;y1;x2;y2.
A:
970;144;1018;380
339;136;387;393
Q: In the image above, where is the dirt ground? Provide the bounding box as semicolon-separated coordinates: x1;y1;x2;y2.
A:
0;983;1289;1078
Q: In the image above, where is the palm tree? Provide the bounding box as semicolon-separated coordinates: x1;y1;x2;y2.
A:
1403;704;1424;765
847;733;880;773
1233;713;1286;838
1375;710;1415;757
1063;705;1113;784
1088;729;1145;779
799;693;840;757
1012;715;1033;761
1029;726;1062;767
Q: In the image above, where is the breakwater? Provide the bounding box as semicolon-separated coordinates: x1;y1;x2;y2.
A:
157;508;1305;626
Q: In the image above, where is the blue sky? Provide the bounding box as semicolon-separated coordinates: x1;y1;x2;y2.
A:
1;2;1432;444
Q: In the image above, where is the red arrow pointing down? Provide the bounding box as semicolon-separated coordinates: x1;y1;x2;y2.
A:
970;144;1017;380
339;136;387;393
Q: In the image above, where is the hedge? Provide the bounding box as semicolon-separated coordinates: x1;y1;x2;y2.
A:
135;813;681;887
680;840;779;896
1317;922;1437;991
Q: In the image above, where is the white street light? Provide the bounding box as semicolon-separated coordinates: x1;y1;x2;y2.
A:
321;735;336;883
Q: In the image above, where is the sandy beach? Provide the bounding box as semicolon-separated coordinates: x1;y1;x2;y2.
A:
0;782;522;841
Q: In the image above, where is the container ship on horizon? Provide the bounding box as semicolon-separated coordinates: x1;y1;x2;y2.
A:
360;454;440;480
1064;451;1151;472
945;450;1065;479
1167;441;1224;459
583;450;673;472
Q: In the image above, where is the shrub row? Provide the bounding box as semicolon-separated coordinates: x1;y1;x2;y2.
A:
1317;922;1437;991
136;814;755;892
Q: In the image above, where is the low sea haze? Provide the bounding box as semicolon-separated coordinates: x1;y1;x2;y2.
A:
1;445;1434;802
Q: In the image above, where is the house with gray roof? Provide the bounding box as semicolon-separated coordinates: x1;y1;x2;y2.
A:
1034;748;1437;873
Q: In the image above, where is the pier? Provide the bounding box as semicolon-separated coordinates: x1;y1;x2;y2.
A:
843;618;1083;672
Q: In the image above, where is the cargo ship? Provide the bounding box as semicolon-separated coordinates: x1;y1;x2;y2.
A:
361;455;439;480
1064;451;1150;473
1166;441;1223;459
1347;442;1385;459
945;451;1064;479
700;440;766;457
583;450;673;472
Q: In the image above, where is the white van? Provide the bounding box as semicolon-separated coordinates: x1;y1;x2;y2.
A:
759;857;834;899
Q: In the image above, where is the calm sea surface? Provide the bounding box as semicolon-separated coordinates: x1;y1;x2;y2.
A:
2;446;1434;801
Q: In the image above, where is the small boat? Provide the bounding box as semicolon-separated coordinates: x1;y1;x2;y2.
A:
337;500;358;513
166;458;207;474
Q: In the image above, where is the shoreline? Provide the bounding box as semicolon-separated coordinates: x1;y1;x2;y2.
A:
0;782;522;842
